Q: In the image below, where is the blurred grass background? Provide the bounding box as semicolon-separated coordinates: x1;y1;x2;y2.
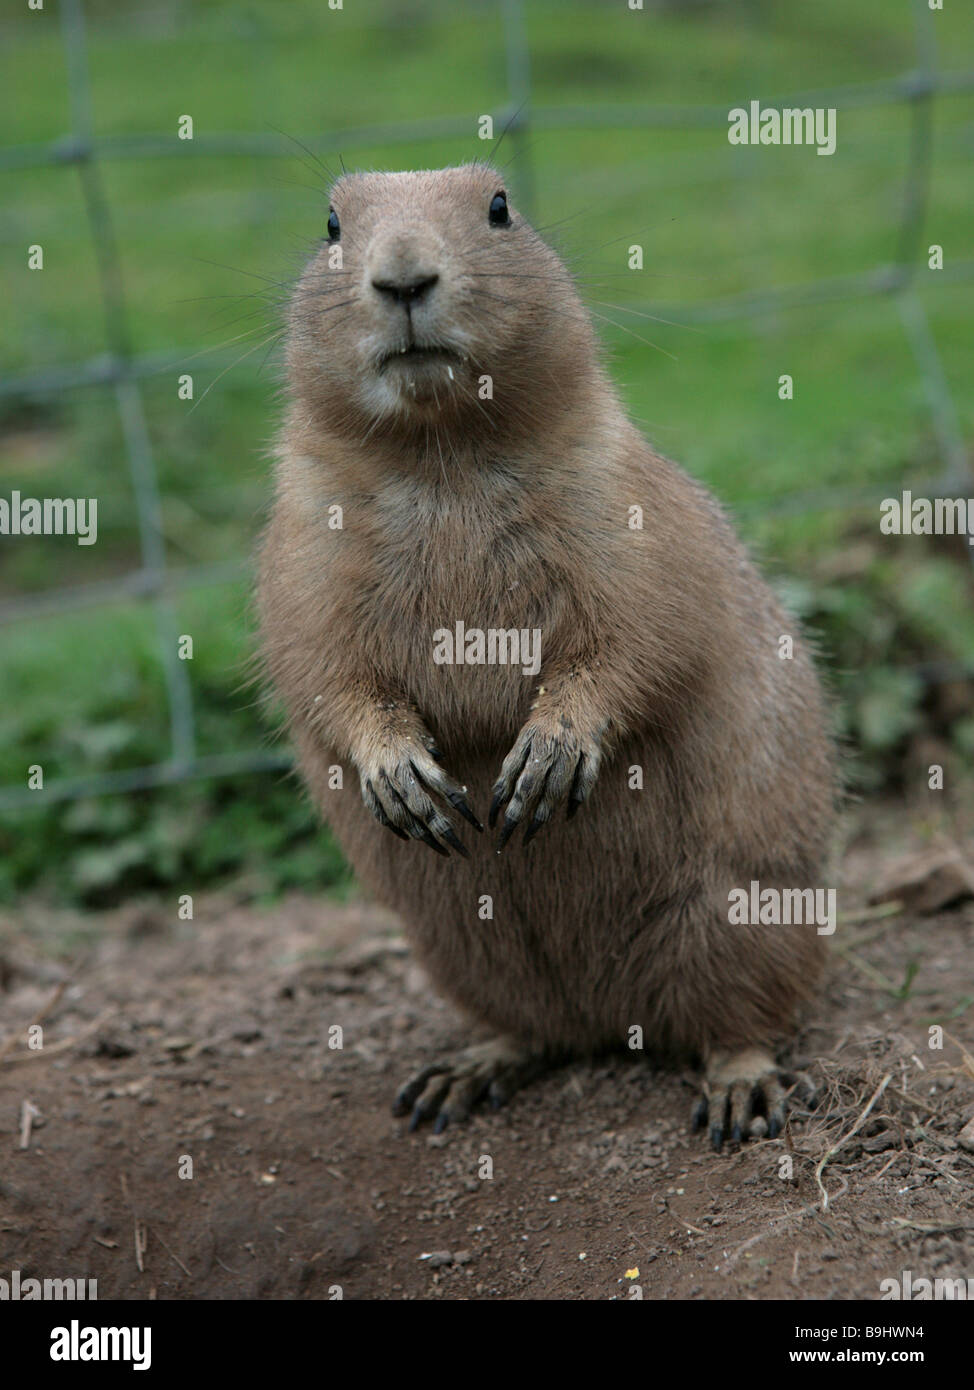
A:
1;0;973;904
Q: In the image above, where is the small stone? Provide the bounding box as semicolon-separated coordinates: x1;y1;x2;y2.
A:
863;1130;897;1153
869;848;974;914
230;1019;263;1043
92;1031;136;1059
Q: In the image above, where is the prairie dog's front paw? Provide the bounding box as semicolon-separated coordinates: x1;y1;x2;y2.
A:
356;725;482;857
489;715;603;849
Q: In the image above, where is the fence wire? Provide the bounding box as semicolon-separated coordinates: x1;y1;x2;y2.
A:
0;0;971;813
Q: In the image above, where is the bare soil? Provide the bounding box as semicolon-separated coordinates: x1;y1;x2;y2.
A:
2;799;973;1301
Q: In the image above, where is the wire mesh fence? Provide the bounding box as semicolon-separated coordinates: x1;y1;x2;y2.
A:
1;0;972;813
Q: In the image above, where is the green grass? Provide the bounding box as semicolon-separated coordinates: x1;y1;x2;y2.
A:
1;0;973;902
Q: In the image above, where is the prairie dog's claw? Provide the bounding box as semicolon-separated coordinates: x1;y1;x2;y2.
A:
358;733;479;855
696;1047;818;1149
491;719;602;850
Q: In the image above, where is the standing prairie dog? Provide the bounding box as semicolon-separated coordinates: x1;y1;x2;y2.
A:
257;164;836;1147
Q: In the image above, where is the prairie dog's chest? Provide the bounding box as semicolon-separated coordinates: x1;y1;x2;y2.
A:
369;482;548;630
365;485;552;735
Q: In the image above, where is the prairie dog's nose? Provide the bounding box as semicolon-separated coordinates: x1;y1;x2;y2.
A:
371;272;439;307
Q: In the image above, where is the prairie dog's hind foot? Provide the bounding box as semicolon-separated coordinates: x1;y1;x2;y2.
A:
393;1038;551;1134
693;1046;818;1152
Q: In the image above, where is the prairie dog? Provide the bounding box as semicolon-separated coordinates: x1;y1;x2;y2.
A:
257;164;836;1147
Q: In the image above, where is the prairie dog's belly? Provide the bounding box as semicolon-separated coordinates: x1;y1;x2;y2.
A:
312;703;830;1057
320;743;683;1050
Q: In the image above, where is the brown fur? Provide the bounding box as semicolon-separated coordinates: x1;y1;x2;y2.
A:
257;164;836;1076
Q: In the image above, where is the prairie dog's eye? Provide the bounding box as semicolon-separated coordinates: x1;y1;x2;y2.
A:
327;208;341;241
488;191;510;227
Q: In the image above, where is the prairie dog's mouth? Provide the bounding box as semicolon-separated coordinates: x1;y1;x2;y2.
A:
377;344;463;374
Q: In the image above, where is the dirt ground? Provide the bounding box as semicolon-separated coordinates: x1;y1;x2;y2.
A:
1;798;973;1302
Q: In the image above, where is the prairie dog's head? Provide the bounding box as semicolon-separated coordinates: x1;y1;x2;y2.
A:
286;164;596;443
